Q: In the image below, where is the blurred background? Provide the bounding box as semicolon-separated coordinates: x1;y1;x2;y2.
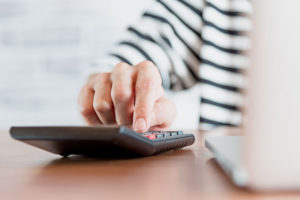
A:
0;0;199;130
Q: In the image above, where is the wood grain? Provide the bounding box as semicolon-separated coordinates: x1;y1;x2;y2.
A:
1;128;299;200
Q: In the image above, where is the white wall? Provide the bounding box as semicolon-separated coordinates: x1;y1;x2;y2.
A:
0;0;198;130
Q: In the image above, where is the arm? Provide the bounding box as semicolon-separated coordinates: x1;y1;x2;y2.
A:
78;0;203;132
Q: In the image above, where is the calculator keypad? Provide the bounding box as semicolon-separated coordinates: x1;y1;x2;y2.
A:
142;131;184;140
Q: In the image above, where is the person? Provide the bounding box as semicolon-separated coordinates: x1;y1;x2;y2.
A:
77;0;252;133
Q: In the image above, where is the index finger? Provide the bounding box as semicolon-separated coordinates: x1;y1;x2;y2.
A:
133;61;163;133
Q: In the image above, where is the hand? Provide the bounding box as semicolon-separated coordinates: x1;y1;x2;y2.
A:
78;61;177;133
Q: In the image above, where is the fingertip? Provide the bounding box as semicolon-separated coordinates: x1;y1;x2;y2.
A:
133;118;147;133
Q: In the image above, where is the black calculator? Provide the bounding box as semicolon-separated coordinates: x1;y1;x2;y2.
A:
10;126;195;157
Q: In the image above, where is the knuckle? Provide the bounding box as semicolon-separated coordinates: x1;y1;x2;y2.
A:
79;105;94;117
140;60;154;67
113;62;130;73
93;73;109;84
85;73;110;89
79;84;91;95
138;60;155;71
138;61;162;85
112;87;132;102
93;101;112;113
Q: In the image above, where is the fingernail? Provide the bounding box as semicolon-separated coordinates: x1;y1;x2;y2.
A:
134;118;147;133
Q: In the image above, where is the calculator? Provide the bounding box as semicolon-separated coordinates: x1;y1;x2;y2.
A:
10;126;195;157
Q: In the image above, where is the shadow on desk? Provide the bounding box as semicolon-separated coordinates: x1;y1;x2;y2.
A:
43;148;195;165
29;149;196;190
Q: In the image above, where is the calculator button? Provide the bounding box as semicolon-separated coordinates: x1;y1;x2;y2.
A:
145;134;156;140
177;131;183;135
164;133;171;137
171;132;177;136
156;134;164;139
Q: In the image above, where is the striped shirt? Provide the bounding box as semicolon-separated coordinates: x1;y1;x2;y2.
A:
89;0;252;130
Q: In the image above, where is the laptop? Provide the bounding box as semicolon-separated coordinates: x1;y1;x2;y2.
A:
205;0;300;191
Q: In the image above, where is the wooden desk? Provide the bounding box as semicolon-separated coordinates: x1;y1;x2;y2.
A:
1;129;299;200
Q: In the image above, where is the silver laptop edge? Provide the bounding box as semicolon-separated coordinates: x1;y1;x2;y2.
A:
205;136;248;187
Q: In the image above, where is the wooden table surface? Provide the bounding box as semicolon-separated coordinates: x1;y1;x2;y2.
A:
1;128;299;200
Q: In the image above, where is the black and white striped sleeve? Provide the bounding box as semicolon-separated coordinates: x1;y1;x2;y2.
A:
89;0;205;90
198;0;252;130
89;0;253;130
